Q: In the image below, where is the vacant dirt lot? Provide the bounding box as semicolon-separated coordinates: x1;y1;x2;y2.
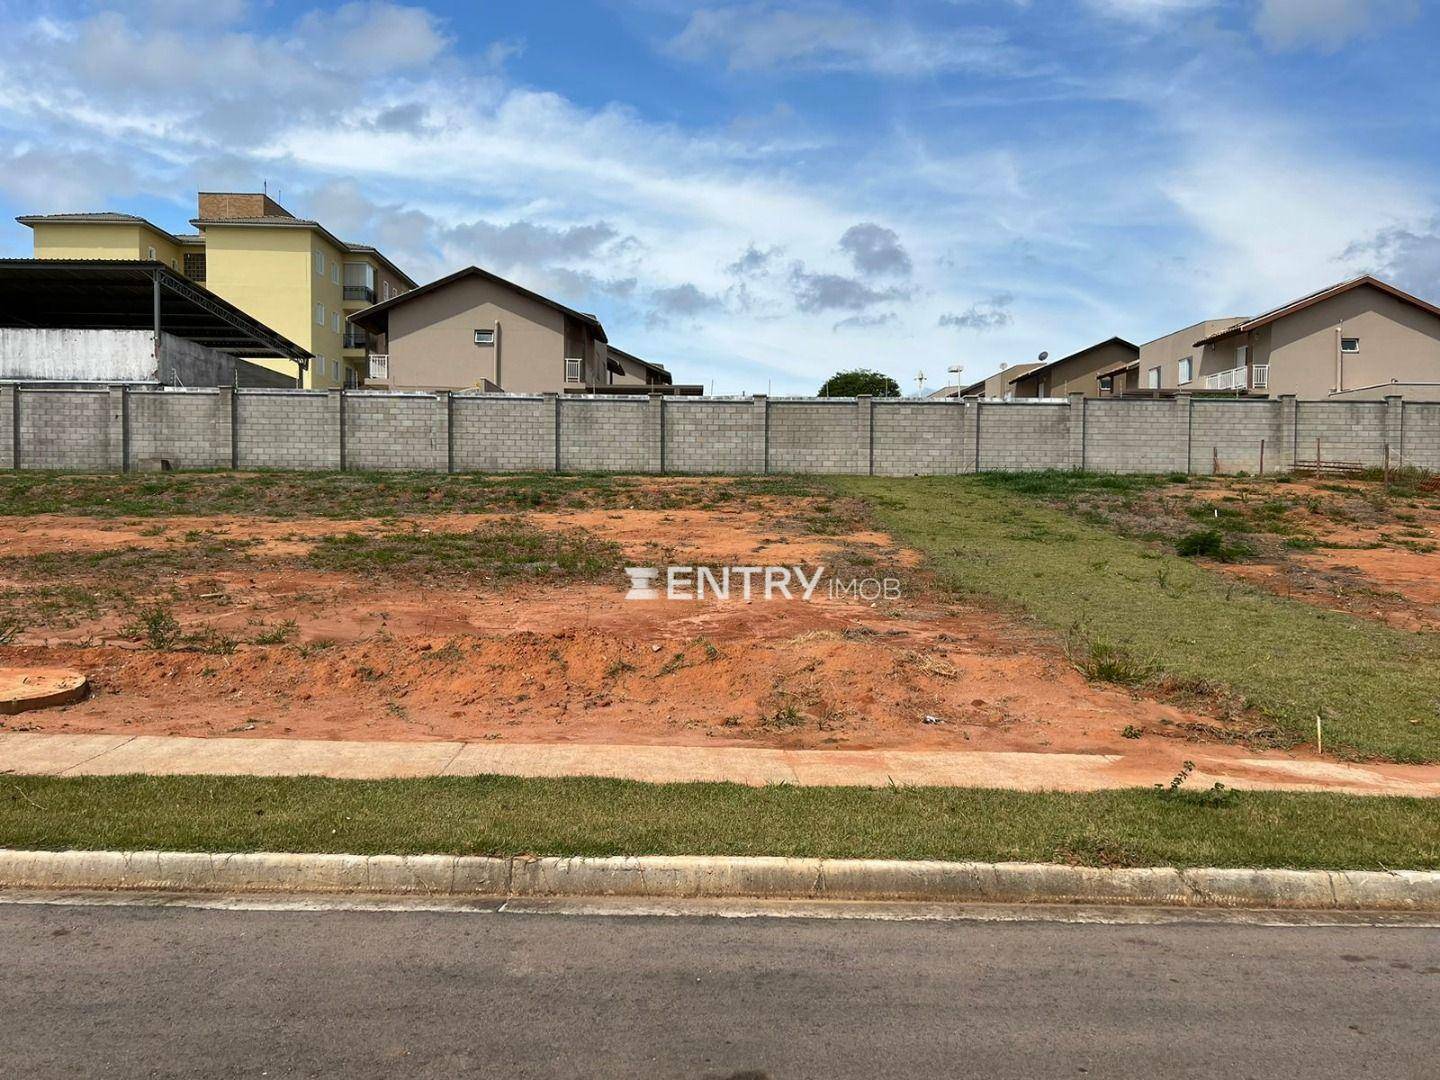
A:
1051;472;1440;633
0;473;1276;761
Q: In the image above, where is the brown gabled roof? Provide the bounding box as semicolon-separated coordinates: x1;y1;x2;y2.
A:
17;212;186;245
1192;276;1440;346
1009;337;1139;384
606;345;670;378
1096;359;1139;380
348;265;609;343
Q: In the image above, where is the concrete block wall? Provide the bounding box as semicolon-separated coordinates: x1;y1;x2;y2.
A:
976;402;1069;471
452;395;553;472
1189;399;1286;475
768;400;866;474
1084;399;1189;474
126;389;230;469
1295;401;1388;466
236;390;337;471
6;384;1440;477
344;393;446;472
15;388;110;470
0;386;14;470
1400;399;1440;468
558;396;657;473
665;399;761;473
872;401;966;476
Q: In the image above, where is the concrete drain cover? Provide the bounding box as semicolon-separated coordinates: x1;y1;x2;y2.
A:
0;668;89;715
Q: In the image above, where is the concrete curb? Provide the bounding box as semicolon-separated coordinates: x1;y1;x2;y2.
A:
3;850;1439;910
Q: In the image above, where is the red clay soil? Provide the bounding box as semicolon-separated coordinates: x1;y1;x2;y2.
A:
0;502;1308;758
1162;479;1440;632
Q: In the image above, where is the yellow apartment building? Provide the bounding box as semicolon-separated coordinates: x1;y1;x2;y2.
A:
18;193;415;388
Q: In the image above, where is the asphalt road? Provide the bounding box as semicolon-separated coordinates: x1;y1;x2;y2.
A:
2;899;1438;1079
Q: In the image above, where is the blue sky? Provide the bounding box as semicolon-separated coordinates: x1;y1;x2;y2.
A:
1;0;1437;393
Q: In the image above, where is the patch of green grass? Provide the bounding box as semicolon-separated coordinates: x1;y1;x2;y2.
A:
1175;528;1253;562
309;520;622;580
975;470;1170;499
1;774;1436;871
834;475;1440;762
0;470;827;520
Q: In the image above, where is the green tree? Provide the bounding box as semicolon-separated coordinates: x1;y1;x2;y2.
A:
818;369;901;397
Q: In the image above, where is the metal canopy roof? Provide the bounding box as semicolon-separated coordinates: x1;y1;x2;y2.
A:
0;259;311;362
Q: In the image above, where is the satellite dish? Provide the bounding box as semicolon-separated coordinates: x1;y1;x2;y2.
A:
1038;351;1049;362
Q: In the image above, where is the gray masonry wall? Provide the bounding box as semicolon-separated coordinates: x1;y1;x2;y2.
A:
236;390;338;471
558;397;657;473
453;395;553;472
1084;399;1190;474
15;388;110;470
873;401;966;476
1190;399;1286;474
344;393;447;472
5;386;1440;476
126;389;230;469
976;402;1070;471
768;401;866;474
1401;398;1440;469
1295;401;1389;466
664;399;761;474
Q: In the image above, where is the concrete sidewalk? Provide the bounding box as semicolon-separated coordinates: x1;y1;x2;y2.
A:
3;731;1438;796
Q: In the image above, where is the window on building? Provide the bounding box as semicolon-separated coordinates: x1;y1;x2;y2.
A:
183;252;206;281
147;245;156;261
314;251;325;275
1341;337;1360;353
1099;376;1113;393
565;357;583;383
332;262;340;285
314;355;325;385
1147;366;1161;389
1236;345;1248;367
1178;356;1193;384
382;281;391;301
332;312;341;334
315;302;326;326
333;359;342;380
474;329;495;346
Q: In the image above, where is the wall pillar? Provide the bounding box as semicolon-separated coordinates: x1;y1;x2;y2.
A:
216;386;236;470
328;389;345;472
647;393;665;474
543;392;561;472
1;385;16;470
1278;394;1298;471
106;385;128;473
437;391;453;474
1384;395;1405;467
856;395;874;475
965;400;982;473
751;394;768;474
1067;392;1086;471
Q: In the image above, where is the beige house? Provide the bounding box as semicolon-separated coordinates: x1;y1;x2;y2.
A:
930;362;1042;400
1009;338;1138;398
349;265;692;394
1100;317;1249;395
1186;277;1440;399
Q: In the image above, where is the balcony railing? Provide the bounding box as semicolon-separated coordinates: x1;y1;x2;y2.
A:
343;328;371;351
368;354;389;380
1204;364;1268;391
344;285;376;303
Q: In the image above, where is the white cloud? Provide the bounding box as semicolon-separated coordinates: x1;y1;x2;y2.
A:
1254;0;1419;52
669;3;1020;76
1082;0;1216;23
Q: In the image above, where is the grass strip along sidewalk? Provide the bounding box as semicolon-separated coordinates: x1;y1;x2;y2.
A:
835;475;1440;764
2;775;1438;871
